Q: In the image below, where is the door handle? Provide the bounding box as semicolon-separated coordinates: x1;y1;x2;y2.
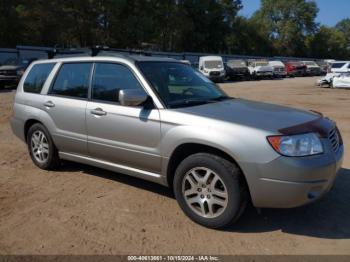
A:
44;101;55;108
90;108;107;116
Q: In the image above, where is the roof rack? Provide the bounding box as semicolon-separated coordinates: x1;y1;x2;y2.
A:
46;46;155;59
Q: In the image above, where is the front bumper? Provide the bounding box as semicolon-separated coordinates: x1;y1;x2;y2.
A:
256;71;273;76
243;143;344;208
273;71;287;77
208;75;225;82
0;76;19;86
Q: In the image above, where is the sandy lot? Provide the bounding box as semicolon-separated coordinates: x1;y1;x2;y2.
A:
0;77;349;255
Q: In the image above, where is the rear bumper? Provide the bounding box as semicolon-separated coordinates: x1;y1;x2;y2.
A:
10;116;26;142
243;144;344;208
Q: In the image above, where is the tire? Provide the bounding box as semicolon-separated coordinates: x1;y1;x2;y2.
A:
173;153;248;228
27;123;60;170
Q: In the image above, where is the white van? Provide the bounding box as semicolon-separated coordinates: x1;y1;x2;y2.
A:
198;56;225;82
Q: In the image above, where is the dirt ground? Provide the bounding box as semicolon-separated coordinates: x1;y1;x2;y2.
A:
0;77;349;255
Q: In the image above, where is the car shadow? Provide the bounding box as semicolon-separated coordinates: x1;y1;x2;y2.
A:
59;161;174;199
228;168;350;239
59;162;350;239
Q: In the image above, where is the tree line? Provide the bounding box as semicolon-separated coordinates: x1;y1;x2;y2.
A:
1;0;349;59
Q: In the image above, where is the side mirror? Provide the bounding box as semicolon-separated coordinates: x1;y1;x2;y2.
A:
119;89;149;107
200;66;203;70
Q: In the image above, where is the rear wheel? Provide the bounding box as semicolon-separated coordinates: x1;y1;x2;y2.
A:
173;153;248;228
27;123;60;170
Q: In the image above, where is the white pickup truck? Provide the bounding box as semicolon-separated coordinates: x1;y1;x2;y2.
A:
248;60;274;79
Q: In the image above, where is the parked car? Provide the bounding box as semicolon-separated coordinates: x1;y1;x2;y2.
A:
302;61;322;76
328;61;350;74
284;61;307;77
11;53;344;228
198;56;225;82
331;73;350;89
0;57;37;88
268;60;287;78
317;61;350;86
225;59;250;80
315;60;328;75
248;60;274;79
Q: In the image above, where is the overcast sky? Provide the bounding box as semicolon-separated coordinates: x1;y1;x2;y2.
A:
239;0;350;27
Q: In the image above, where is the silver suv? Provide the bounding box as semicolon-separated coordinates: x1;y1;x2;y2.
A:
11;52;344;228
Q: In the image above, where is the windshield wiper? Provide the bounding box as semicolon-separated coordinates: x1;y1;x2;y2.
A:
168;96;232;108
210;95;232;101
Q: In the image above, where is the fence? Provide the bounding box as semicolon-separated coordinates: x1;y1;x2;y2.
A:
0;45;325;66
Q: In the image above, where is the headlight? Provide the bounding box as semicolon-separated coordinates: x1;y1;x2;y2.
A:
267;133;323;157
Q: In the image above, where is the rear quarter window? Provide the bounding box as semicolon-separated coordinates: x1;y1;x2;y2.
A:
23;63;55;94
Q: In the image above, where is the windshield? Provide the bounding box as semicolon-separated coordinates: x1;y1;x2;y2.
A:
204;60;223;69
137;62;229;108
269;61;284;67
255;62;268;66
331;63;346;68
228;60;246;67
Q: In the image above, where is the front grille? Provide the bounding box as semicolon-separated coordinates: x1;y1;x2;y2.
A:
0;70;16;76
275;67;285;72
328;128;340;152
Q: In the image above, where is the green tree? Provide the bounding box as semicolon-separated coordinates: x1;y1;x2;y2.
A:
0;0;22;47
226;16;275;56
252;0;318;56
306;26;349;59
336;18;350;49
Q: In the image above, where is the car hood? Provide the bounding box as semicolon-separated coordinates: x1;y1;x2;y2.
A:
207;68;224;72
306;65;320;69
0;65;19;70
175;98;320;133
255;65;273;72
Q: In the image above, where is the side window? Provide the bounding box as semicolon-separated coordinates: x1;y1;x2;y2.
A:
50;63;92;99
23;63;55;94
92;63;144;103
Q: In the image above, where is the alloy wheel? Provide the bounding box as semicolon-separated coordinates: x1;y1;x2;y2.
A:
31;130;49;164
182;167;228;218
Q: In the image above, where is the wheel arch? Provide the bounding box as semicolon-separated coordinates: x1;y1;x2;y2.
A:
166;143;251;200
24;119;44;142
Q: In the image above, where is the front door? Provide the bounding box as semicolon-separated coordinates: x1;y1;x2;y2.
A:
86;62;161;174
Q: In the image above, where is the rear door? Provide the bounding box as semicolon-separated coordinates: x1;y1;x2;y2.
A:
44;62;92;155
86;62;161;173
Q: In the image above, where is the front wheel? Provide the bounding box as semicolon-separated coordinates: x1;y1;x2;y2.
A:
173;153;248;228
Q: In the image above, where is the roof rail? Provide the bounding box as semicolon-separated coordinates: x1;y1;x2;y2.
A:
47;46;154;58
